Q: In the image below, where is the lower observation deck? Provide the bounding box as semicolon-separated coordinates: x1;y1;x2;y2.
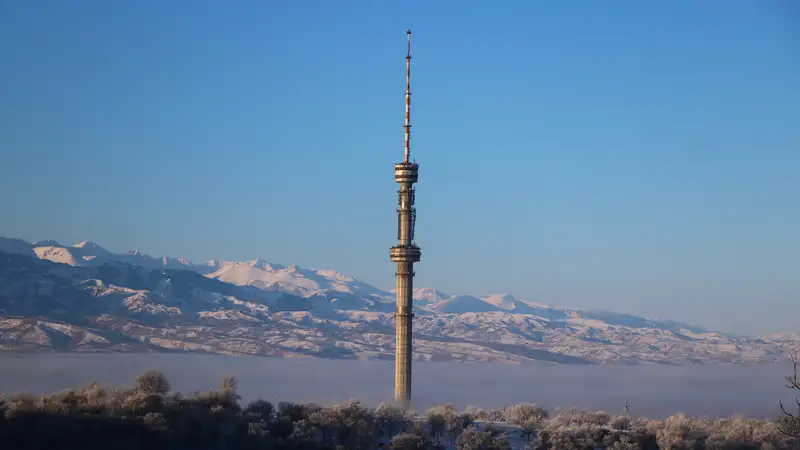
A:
389;244;421;263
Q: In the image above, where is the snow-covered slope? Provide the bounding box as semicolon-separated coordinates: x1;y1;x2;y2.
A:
206;259;386;300
1;238;197;272
33;246;86;266
430;295;504;314
0;237;797;364
409;288;450;305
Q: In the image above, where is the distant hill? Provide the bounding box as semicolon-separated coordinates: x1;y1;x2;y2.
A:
0;237;796;364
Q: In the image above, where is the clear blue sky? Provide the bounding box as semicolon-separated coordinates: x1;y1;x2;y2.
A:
1;1;798;335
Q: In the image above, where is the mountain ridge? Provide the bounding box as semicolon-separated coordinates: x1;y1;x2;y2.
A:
0;236;796;364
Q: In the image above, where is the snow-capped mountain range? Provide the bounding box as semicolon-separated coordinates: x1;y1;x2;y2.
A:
0;237;797;364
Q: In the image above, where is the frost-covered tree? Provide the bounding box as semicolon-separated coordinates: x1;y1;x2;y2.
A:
463;405;489;421
445;412;474;440
503;403;548;427
2;373;800;450
612;415;632;431
375;403;409;435
426;407;447;438
504;403;548;441
607;434;641;450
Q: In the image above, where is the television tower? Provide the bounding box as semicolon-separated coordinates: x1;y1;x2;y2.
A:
390;29;421;406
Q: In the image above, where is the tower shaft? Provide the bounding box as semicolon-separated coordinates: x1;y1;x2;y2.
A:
394;260;413;404
390;29;420;407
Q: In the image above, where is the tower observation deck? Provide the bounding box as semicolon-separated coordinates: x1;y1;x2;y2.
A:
390;29;421;406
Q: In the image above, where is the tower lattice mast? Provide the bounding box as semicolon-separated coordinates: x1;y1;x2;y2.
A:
390;29;421;406
403;29;412;164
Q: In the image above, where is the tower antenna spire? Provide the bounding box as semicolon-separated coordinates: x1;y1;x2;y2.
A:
404;29;412;163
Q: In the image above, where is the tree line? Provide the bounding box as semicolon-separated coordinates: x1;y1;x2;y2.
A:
0;357;798;450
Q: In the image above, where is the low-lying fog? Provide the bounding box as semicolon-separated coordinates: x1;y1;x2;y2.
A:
0;354;795;419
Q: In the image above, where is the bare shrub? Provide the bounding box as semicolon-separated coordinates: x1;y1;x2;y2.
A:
278;401;309;422
486;409;505;423
542;407;612;432
544;409;572;429
269;415;295;440
405;419;427;438
575;410;612;427
290;418;322;443
463;405;488;421
574;424;611;448
3;393;38;419
702;416;795;450
142;411;168;432
392;431;430;450
243;398;274;420
655;414;709;450
78;381;107;405
455;425;510;450
540;427;580;450
192;388;240;411
221;375;238;391
778;352;800;438
612;415;633;430
135;370;170;395
424;404;473;442
445;412;474;439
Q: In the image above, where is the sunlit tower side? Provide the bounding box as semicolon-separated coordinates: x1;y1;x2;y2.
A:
389;29;421;407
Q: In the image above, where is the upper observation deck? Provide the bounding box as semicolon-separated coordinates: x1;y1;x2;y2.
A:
394;162;419;184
